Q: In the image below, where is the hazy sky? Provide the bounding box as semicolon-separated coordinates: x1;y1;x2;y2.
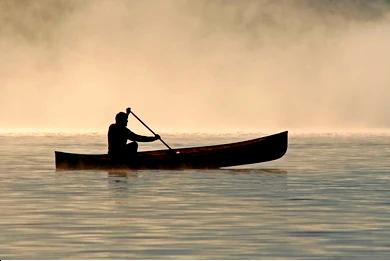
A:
1;0;390;133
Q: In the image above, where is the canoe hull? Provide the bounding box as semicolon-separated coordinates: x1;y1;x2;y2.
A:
55;131;288;170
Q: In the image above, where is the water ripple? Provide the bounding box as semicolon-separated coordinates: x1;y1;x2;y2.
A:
1;134;390;258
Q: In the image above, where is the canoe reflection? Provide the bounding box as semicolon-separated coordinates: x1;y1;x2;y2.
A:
108;170;138;177
223;168;287;174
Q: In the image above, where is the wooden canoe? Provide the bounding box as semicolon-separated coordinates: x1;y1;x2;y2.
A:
55;131;288;170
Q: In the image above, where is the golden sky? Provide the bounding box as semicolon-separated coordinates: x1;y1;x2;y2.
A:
1;0;390;133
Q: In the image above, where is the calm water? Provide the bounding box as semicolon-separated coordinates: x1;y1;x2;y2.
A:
1;132;390;259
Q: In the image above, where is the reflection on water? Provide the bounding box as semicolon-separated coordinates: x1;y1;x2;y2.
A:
1;134;390;258
224;168;288;174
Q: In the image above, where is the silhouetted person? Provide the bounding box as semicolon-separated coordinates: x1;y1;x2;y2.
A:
108;109;160;161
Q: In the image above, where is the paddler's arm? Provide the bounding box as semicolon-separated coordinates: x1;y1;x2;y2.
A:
126;129;160;142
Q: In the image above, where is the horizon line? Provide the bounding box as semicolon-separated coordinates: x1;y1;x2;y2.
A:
2;127;390;136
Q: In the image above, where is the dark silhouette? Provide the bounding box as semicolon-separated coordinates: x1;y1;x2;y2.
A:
55;131;288;170
108;109;160;161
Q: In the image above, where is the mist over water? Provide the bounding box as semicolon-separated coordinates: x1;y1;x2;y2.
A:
1;0;390;133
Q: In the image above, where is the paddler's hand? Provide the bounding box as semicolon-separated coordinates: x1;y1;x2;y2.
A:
154;134;161;140
126;107;131;115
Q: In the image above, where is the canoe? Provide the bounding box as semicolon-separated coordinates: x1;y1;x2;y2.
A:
55;131;288;170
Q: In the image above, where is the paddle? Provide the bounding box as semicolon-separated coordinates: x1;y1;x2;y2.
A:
126;107;174;152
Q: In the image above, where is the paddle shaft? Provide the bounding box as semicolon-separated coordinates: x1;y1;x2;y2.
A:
129;111;173;151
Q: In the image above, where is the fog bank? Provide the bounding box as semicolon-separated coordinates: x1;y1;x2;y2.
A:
1;0;390;133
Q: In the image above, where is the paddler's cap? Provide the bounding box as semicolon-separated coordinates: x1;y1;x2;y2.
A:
115;112;128;122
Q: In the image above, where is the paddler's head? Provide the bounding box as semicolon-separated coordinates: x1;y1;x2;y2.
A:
115;112;128;126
